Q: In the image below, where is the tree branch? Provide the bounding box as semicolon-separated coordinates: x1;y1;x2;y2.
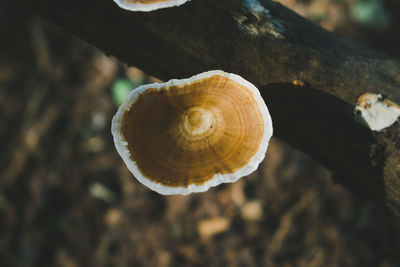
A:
29;0;400;214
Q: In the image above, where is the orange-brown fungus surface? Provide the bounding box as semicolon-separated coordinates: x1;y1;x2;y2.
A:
120;75;265;187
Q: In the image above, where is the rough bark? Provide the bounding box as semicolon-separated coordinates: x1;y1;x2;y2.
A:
29;0;400;214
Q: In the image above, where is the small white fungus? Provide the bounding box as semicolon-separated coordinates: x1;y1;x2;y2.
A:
355;93;400;131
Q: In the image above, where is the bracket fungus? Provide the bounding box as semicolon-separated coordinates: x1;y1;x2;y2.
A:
113;0;191;12
355;93;400;131
112;70;273;195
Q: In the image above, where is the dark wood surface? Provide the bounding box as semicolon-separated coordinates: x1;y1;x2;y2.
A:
30;0;400;214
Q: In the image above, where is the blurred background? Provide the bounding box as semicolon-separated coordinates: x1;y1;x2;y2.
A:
1;0;400;266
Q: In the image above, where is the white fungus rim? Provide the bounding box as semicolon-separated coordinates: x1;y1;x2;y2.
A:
111;70;273;195
113;0;191;12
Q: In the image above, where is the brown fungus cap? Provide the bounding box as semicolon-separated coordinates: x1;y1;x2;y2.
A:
113;0;191;11
111;70;273;195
